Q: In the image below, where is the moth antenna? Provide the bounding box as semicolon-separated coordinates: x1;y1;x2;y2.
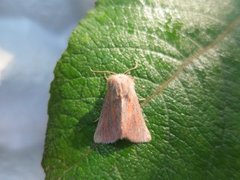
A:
90;67;115;80
124;61;139;74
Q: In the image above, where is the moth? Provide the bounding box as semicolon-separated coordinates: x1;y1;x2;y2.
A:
94;73;151;143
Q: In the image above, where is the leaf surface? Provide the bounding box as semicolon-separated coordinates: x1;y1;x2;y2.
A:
42;0;240;179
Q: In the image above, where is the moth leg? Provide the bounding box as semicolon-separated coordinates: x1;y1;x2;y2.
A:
138;97;146;103
93;118;99;122
104;73;108;81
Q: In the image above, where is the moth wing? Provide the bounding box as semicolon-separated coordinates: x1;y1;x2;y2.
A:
121;94;151;143
94;91;121;143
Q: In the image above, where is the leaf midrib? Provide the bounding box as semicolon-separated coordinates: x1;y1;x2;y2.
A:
142;15;240;107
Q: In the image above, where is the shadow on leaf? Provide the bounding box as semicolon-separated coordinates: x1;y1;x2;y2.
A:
71;97;134;156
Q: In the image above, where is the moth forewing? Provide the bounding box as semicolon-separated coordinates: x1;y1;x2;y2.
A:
94;74;151;143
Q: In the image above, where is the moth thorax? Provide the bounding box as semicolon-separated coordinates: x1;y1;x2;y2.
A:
107;74;134;97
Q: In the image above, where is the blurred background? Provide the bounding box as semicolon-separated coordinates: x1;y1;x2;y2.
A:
0;0;95;179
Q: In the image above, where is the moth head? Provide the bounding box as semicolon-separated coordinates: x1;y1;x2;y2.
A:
107;74;134;98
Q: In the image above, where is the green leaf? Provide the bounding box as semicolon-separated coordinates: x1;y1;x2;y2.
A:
42;0;240;179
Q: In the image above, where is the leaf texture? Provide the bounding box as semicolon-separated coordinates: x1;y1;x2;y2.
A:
42;0;240;179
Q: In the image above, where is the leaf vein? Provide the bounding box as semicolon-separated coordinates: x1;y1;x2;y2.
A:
142;15;240;107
